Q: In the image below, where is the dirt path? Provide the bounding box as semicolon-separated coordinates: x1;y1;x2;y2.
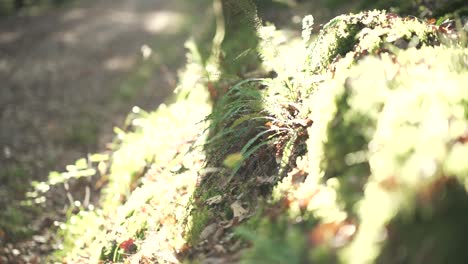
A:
0;0;202;260
0;0;199;193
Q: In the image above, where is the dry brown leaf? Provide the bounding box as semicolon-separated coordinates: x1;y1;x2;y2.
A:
308;220;356;247
199;223;218;241
309;221;341;245
230;201;248;221
160;215;176;226
214;244;226;254
206;195;223;206
212;227;224;242
256;176;276;185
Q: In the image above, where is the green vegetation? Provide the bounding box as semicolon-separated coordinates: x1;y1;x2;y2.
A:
233;9;468;264
325;0;467;18
0;164;36;242
191;5;468;264
4;0;468;263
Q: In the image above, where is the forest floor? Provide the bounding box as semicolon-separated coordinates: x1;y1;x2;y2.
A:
0;0;206;261
0;0;189;190
1;0;464;263
0;0;361;262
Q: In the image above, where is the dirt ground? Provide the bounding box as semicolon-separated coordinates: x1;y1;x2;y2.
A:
0;0;192;182
0;0;203;260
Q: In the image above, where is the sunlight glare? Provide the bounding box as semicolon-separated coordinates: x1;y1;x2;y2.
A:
103;55;135;71
143;11;184;34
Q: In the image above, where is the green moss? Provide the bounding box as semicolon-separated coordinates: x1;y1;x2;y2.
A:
186;207;211;246
238;11;467;264
239;215;310;264
376;180;468;264
327;47;468;263
205;80;266;167
220;0;262;77
305;10;438;74
324;0;467;18
300;10;442;211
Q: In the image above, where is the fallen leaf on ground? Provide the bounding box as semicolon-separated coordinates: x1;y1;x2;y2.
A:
199;223;218;241
206;195;223;205
160;215;176;226
230;201;248;221
256;176;276;185
212;226;224;242
214;244;226;254
119;238;135;252
308;220;356;247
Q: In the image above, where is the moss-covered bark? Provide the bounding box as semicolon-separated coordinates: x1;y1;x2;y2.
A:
237;10;468;264
306;10;439;74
